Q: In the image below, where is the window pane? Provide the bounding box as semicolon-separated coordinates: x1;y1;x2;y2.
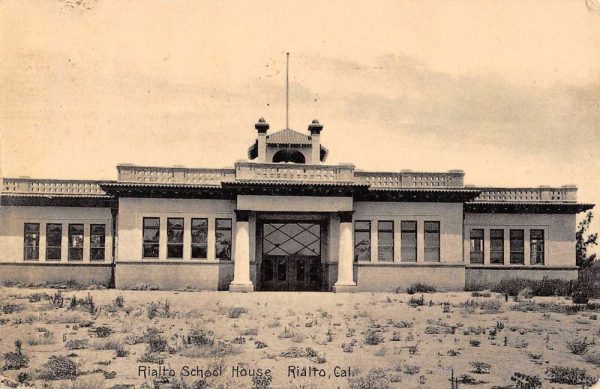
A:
192;218;208;229
191;245;207;259
90;224;105;262
46;247;62;261
143;218;160;258
378;221;393;231
216;220;232;260
378;221;394;262
469;229;484;264
90;248;105;261
355;221;370;231
167;218;184;229
401;221;417;262
143;244;159;258
378;246;393;261
46;224;62;247
510;229;524;264
168;245;183;259
354;229;370;261
144;218;160;228
490;229;504;264
424;221;440;262
168;230;183;244
530;229;544;265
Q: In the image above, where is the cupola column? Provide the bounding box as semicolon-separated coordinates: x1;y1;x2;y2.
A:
230;210;254;292
308;119;323;164
334;211;357;292
255;118;269;163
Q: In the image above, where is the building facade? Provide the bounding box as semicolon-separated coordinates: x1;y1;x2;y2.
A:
0;119;594;292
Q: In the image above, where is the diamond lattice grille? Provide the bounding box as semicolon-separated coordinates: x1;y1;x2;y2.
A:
263;223;320;257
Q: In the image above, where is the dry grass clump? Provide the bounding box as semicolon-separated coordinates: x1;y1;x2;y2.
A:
27;328;55;346
546;366;598;386
348;367;391;389
3;340;29;370
566;337;591;355
65;339;88;350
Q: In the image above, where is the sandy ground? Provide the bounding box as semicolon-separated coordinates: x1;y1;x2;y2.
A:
0;287;599;389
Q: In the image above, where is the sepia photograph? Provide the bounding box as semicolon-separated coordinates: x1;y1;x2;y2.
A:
0;0;599;388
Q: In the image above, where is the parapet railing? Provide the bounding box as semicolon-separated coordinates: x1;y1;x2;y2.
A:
235;161;356;183
354;170;465;188
116;165;235;185
473;186;577;202
2;178;108;195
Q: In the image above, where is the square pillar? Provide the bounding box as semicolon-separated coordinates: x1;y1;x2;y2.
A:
230;210;254;292
333;211;357;292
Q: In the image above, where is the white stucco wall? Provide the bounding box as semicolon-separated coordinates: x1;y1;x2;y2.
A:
0;205;113;262
352;202;464;263
117;198;237;261
463;213;576;267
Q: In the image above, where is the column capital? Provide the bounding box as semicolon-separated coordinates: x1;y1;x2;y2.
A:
338;211;354;223
235;210;250;222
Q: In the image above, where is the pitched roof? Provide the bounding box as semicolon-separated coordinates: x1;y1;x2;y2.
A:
266;128;312;145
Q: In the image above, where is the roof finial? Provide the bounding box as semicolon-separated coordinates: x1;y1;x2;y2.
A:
286;52;290;130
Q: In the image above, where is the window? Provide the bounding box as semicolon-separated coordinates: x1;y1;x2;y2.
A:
490;229;504;264
215;219;232;260
510;229;524;264
90;224;106;261
400;221;417;262
24;223;40;260
167;218;184;259
143;218;160;258
469;229;484;264
530;229;544;265
191;218;208;259
68;224;84;260
378;221;394;261
424;221;440;262
46;224;62;261
354;221;371;261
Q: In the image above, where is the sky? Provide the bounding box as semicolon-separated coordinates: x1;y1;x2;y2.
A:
1;0;599;238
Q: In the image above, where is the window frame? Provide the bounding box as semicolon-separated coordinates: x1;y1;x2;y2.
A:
68;223;84;261
489;229;504;264
46;223;62;261
353;220;371;262
215;218;232;260
509;229;525;264
166;218;184;259
191;218;208;259
90;224;106;261
424;221;440;262
377;220;394;262
23;223;40;261
530;229;545;265
400;220;417;262
469;228;484;264
142;217;160;259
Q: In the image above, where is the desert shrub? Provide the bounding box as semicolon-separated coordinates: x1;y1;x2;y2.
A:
391;320;413;328
146;300;171;319
510;372;542;388
255;340;267;349
251;374;273;389
471;291;491;298
65;339;88;350
566;337;590;355
479;300;501;312
95;340;124;350
90;325;113;338
348;367;390;389
469;339;481;347
572;288;589;304
408;295;424;307
68;293;96;314
364;330;384;345
546;366;598;386
470;361;491;374
241;327;259;336
136;352;164;364
114;295;125;308
228;306;247;318
583;352;600;367
405;283;436;294
424;326;453;335
37;356;79;380
115;345;128;358
27;329;55;345
185;329;214;347
147;334;167;353
402;365;420;375
2;304;24;314
3;341;29;370
291;334;305;343
28;292;51;303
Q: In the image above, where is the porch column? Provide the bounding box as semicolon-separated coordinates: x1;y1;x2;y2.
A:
229;210;254;292
334;211;357;292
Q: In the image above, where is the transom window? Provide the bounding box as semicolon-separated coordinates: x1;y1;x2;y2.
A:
263;223;321;257
68;224;84;260
46;224;62;261
354;221;371;261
